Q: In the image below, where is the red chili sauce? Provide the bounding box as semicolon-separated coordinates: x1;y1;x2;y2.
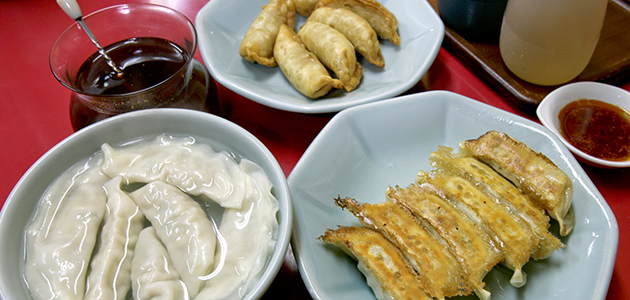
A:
558;99;630;161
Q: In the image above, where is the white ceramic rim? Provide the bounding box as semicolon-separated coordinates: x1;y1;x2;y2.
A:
536;81;630;168
0;108;292;300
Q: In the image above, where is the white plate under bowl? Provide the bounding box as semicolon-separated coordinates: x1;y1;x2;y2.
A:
288;91;618;300
0;109;292;300
195;0;444;114
537;81;630;168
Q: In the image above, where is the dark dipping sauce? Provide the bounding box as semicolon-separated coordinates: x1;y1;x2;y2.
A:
558;99;630;161
69;37;220;131
75;37;186;95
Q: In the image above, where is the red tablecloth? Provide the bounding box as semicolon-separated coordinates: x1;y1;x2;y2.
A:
1;0;629;299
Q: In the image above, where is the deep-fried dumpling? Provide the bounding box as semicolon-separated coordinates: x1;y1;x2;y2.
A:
387;184;502;300
307;7;384;67
298;21;363;92
239;0;296;67
417;171;537;288
429;146;564;260
130;181;217;298
84;176;145;300
24;158;110;300
320;226;433;300
274;24;343;98
131;227;188;300
294;0;319;16
459;131;575;236
335;197;473;299
316;0;400;45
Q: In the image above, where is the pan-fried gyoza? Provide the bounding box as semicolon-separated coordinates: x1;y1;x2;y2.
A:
320;226;433;300
386;184;502;300
416;171;536;288
459;130;575;236
335;197;473;299
429;146;564;259
322;131;572;299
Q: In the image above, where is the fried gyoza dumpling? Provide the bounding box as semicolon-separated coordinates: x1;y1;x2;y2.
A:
307;7;384;67
429;146;564;260
274;24;343;98
320;226;433;300
417;172;538;288
294;0;319;16
316;0;400;45
239;0;296;67
459;131;575;236
298;21;363;92
335;197;473;299
387;184;502;300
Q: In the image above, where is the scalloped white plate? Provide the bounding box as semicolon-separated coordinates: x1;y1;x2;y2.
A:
289;91;618;300
195;0;444;113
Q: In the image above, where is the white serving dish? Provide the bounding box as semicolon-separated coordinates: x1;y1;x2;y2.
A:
289;91;618;300
195;0;444;113
0;109;292;300
537;81;630;168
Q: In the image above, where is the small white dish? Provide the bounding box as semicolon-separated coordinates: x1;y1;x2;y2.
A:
0;109;292;300
289;91;618;300
195;0;444;114
537;81;630;168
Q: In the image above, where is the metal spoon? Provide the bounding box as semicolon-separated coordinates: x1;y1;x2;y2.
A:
57;0;124;76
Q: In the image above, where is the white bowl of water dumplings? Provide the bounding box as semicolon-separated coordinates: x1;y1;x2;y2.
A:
0;109;292;300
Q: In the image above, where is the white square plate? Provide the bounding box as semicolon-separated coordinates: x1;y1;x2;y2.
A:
288;91;618;299
195;0;444;113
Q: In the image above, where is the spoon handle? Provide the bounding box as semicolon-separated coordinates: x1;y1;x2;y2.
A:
57;0;83;21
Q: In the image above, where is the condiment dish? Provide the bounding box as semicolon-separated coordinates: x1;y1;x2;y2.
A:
537;81;630;168
0;109;292;300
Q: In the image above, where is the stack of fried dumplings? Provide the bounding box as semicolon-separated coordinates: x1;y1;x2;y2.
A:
238;0;399;98
321;131;575;300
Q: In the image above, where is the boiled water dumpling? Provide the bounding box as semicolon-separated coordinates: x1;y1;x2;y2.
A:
239;0;296;66
130;181;217;299
24;158;110;300
194;159;279;300
101;135;247;209
131;227;189;300
84;176;145;300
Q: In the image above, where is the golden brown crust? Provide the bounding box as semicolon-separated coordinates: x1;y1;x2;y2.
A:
417;171;537;287
239;0;296;67
429;147;564;260
293;0;320;16
297;21;362;91
459;130;575;236
307;7;385;67
273;24;343;98
387;184;503;293
335;197;473;298
320;226;433;300
316;0;400;45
